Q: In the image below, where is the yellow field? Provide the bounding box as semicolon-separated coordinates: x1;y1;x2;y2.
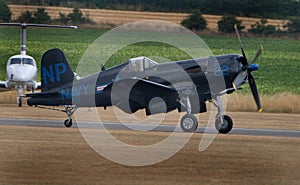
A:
9;5;288;31
226;92;300;114
1;90;300;115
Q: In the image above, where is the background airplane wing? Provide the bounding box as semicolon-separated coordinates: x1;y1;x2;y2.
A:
36;82;42;89
0;81;9;92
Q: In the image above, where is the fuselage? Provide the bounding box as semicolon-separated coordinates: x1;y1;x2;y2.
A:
28;54;244;110
94;54;243;106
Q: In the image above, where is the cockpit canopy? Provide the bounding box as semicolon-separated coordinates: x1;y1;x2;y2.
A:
127;57;158;71
7;55;36;66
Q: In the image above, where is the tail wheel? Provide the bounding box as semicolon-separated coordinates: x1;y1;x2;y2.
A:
215;115;233;134
64;119;72;128
180;114;198;132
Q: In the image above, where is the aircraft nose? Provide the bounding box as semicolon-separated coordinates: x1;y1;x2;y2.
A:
11;73;26;81
249;64;259;72
7;65;35;81
10;71;33;81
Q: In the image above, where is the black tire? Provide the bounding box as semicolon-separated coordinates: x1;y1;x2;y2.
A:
18;97;22;107
215;115;233;134
180;114;198;132
64;119;72;128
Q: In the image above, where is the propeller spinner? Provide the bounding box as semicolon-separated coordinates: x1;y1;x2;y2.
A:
233;25;263;113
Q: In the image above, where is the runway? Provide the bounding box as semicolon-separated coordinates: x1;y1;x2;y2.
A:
0;117;299;138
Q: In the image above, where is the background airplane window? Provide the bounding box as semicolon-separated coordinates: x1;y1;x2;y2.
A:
9;58;21;65
22;58;34;65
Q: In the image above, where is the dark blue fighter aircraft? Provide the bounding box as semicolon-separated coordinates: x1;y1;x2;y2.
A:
26;29;263;134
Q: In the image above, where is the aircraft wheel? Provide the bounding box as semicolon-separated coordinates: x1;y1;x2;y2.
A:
180;114;198;132
215;115;233;134
18;97;22;107
64;119;72;128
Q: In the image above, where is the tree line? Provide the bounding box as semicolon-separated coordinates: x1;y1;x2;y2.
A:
6;0;300;19
0;0;92;25
1;0;300;36
181;12;300;36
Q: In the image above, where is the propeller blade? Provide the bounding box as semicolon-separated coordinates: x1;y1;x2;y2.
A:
233;70;248;90
234;25;248;65
234;25;262;112
248;72;262;112
250;45;263;64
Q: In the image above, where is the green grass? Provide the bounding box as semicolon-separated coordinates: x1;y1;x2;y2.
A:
0;27;299;95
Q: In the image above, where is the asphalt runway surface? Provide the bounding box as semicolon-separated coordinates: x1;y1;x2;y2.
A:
0;117;299;138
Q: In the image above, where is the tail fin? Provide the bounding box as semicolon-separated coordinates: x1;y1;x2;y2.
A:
41;48;74;92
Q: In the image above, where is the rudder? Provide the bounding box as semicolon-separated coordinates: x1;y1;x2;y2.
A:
41;48;74;92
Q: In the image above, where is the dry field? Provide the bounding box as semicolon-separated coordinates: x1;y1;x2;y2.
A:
9;5;288;31
0;125;299;185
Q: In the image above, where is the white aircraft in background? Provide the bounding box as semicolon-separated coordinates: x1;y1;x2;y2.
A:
0;23;77;107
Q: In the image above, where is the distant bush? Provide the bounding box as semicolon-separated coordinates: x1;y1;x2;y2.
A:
68;7;85;24
17;10;34;23
58;12;69;24
218;15;244;33
0;0;12;23
17;8;51;24
33;8;51;24
285;17;300;33
57;7;94;25
248;19;278;36
181;12;207;31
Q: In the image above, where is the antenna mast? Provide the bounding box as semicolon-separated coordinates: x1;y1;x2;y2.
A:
21;24;26;55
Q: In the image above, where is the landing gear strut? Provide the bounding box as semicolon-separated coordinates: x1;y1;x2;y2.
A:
17;86;24;107
211;96;233;134
17;97;22;107
62;106;78;128
180;96;198;132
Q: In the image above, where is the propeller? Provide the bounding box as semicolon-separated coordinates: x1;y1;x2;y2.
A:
233;25;263;113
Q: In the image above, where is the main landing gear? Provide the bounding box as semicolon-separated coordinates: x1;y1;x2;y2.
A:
180;114;198;132
180;97;198;132
211;96;233;134
62;106;78;127
215;115;233;134
179;96;233;134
